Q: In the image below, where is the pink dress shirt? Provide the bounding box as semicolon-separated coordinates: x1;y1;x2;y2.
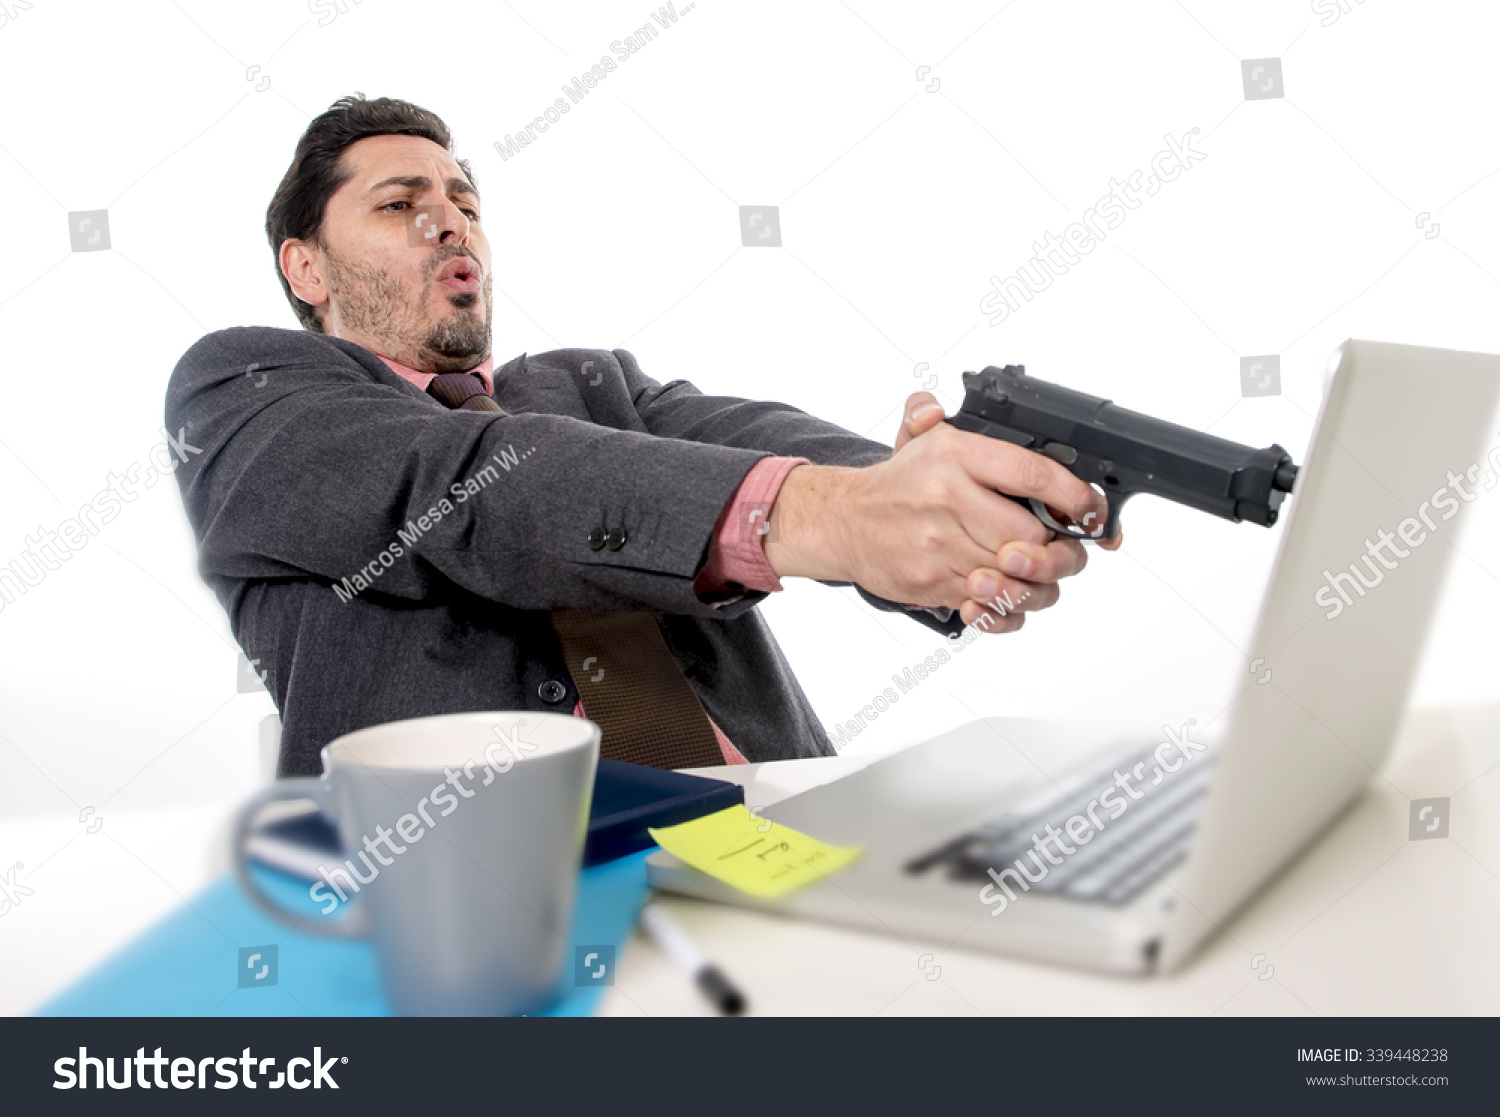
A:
378;353;808;766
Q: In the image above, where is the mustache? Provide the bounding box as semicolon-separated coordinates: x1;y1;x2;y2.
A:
426;247;482;281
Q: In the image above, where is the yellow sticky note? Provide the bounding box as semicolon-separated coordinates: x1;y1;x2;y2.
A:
648;804;862;899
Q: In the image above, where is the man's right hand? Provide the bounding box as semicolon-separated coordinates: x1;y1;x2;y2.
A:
762;394;1118;625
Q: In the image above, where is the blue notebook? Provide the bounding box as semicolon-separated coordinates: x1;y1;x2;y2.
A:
246;759;744;880
584;759;744;864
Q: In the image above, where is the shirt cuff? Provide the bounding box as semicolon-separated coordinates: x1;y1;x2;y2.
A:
693;456;810;603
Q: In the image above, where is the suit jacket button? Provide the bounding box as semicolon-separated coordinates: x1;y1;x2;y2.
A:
587;526;606;551
605;526;627;551
538;679;568;704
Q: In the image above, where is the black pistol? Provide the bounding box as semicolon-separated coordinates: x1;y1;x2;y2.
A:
945;365;1300;541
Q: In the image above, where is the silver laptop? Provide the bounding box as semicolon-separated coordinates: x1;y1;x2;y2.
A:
648;339;1500;973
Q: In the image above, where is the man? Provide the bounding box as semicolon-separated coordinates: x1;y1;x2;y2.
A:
166;94;1119;777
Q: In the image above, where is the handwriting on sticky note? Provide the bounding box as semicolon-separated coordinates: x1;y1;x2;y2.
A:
648;805;862;899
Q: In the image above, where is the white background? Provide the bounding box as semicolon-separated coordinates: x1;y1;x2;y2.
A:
1;0;1498;1011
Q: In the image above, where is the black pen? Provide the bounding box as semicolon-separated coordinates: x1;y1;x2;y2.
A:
640;901;746;1015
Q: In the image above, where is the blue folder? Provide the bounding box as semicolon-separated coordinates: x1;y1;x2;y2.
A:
39;761;750;1013
39;761;742;1016
38;851;652;1017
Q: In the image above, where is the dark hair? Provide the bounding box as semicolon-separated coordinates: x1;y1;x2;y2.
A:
264;93;478;332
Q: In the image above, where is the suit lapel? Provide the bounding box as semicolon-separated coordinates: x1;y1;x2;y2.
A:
494;352;590;420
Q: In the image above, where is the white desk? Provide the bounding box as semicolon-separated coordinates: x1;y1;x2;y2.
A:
599;702;1500;1016
4;703;1496;1017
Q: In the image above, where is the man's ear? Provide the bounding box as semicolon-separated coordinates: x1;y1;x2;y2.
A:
280;238;329;312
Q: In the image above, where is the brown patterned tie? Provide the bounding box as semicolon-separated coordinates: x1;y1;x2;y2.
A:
427;371;505;412
424;372;726;769
549;611;725;769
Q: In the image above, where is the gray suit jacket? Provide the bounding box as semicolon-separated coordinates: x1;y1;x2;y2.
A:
166;326;965;775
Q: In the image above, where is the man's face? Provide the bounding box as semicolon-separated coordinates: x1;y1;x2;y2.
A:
281;133;493;372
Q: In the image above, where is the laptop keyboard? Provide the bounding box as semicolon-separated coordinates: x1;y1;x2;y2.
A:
905;740;1218;905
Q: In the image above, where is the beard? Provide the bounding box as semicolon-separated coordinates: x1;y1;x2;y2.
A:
322;242;493;372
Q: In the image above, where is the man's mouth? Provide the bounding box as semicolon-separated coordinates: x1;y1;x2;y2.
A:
435;256;481;296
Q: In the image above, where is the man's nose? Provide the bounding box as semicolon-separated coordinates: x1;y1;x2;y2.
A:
424;201;470;248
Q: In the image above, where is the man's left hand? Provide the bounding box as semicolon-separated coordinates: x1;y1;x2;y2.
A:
895;392;1122;634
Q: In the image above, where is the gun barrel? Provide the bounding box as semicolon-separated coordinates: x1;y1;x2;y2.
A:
952;364;1300;532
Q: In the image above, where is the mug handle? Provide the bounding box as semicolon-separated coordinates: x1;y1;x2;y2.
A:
231;777;371;939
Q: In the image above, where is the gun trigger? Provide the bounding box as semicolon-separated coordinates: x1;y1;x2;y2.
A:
1025;497;1115;543
1026;499;1080;539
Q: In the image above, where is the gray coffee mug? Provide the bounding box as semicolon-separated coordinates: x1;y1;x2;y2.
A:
231;711;599;1016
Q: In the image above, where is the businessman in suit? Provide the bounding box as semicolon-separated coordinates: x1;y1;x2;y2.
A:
167;95;1119;777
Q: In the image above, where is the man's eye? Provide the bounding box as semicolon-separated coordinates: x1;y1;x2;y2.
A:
380;201;477;220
